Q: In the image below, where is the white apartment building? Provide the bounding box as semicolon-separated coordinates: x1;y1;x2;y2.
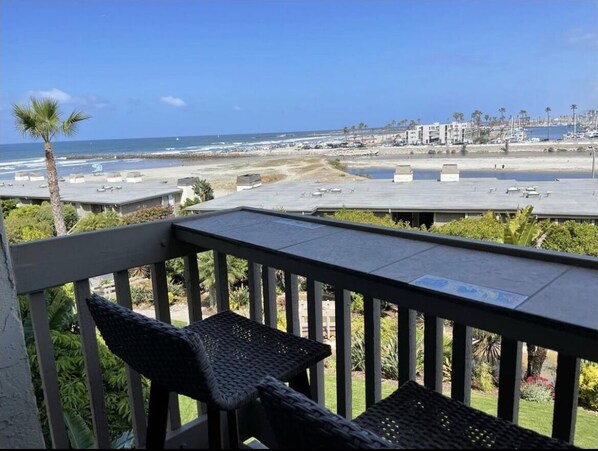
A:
395;122;472;145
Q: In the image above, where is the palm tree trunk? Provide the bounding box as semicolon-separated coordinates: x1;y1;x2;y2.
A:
526;343;548;378
44;141;67;236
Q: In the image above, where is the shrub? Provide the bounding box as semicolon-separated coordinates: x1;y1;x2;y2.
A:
130;283;154;306
579;361;598;411
230;285;250;311
520;376;554;402
472;360;495;392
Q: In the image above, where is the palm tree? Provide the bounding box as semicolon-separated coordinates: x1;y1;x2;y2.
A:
471;110;482;141
545;107;552;140
570;104;578;138
13;97;90;236
498;107;506;124
343;126;349;141
453;112;463;123
193;178;214;202
518;109;527;129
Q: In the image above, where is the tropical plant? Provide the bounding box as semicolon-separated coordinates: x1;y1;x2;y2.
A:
545;107;552;140
198;251;248;308
19;286;147;446
571;103;578;137
64;410;134;449
501;205;540;246
12;97;90;235
472;329;501;367
193;179;214;202
498;107;506;123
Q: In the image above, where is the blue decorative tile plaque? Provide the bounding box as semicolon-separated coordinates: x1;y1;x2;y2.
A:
410;275;528;309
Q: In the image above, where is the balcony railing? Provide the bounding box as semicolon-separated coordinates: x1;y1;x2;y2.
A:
9;207;598;448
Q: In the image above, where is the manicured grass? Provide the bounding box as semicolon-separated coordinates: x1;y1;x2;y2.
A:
323;374;598;449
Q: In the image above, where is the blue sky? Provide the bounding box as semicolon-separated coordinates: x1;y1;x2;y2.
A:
1;0;596;143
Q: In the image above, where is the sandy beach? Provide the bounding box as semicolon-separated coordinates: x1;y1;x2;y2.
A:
133;140;596;197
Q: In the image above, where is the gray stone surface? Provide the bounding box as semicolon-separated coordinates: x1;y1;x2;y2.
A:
0;216;44;448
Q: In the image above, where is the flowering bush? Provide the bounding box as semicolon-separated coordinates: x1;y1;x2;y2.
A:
579;361;598;411
520;376;554;403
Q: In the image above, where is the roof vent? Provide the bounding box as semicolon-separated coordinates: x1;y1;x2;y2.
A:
15;171;29;181
29;172;45;181
126;172;143;183
311;192;323;197
394;165;413;183
106;172;123;182
69;173;85;183
440;164;459;182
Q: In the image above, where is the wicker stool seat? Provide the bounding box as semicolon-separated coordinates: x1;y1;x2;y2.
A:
257;376;576;449
85;293;331;449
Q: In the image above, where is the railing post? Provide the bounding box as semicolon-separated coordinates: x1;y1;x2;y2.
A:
497;337;522;423
552;354;580;443
213;252;229;312
183;254;202;323
398;308;417;386
114;270;147;449
28;291;69;449
306;279;324;404
284;273;300;336
74;279;111;449
424;314;444;393
248;262;263;323
451;323;472;405
335;288;352;419
262;266;277;328
151;262;181;432
364;296;381;408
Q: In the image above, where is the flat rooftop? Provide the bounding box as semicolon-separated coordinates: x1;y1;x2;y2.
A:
186;178;598;218
0;180;182;206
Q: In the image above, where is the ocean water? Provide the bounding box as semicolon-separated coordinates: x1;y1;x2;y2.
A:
0;125;578;180
0;130;342;180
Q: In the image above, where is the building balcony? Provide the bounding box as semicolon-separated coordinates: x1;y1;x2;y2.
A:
6;207;598;448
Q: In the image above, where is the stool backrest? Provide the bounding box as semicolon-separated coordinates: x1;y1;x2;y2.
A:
257;376;394;449
86;293;220;404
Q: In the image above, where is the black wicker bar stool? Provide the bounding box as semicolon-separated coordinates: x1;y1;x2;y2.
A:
85;293;331;449
257;376;577;449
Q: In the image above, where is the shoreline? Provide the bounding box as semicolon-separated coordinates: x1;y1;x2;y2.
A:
125;144;596;198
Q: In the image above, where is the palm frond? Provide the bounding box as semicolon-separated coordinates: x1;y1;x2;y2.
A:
62;110;91;136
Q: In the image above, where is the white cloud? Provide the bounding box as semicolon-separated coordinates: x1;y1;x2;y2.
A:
233;105;242;111
160;96;187;107
29;88;72;103
568;30;597;44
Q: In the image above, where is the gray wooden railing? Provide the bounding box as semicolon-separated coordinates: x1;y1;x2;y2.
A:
10;211;597;448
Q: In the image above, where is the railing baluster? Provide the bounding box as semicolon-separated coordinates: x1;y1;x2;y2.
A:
334;288;351;419
74;279;111;449
28;291;70;449
151;262;181;431
284;273;299;335
424;314;444;393
552;353;580;443
306;279;324;404
248;262;263;323
262;266;277;328
183;255;202;323
114;270;147;449
364;296;381;408
451;323;472;405
398;308;417;386
497;337;522;423
213;251;229;312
